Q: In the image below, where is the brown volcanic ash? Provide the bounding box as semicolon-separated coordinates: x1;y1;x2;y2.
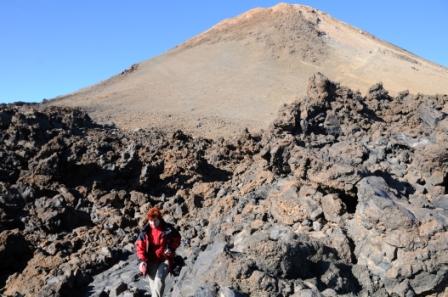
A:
49;3;448;138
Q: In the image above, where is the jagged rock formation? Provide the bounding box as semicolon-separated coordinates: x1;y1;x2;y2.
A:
1;74;448;296
49;3;448;138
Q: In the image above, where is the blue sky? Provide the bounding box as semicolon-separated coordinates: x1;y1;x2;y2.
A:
1;1;447;103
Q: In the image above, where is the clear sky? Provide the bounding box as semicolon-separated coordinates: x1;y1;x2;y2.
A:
1;1;447;103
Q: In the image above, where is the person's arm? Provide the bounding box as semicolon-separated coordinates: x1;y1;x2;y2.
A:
135;232;148;262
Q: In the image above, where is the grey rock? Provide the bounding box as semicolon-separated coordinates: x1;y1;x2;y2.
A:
410;268;448;295
193;284;217;297
418;104;446;128
312;221;322;231
172;239;227;297
433;195;448;210
218;287;246;297
321;194;345;223
110;282;128;297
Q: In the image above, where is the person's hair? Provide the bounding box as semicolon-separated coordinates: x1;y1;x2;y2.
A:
147;207;162;220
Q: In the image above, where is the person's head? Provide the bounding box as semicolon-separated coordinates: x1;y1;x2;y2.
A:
147;207;162;228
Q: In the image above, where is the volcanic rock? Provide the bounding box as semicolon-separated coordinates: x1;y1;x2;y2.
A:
1;74;448;297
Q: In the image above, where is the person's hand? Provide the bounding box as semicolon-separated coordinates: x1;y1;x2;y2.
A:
164;248;173;257
139;261;147;276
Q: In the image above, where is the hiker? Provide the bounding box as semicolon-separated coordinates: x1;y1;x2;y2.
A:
135;207;181;297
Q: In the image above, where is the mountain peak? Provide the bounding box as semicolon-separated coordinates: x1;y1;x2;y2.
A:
51;4;448;138
179;3;329;65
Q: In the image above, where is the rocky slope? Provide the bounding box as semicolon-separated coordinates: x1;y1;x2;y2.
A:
49;3;448;138
1;74;448;297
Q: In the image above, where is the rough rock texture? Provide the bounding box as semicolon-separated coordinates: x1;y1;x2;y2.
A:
1;74;448;296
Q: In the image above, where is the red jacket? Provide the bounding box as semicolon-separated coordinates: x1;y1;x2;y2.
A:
135;220;181;269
